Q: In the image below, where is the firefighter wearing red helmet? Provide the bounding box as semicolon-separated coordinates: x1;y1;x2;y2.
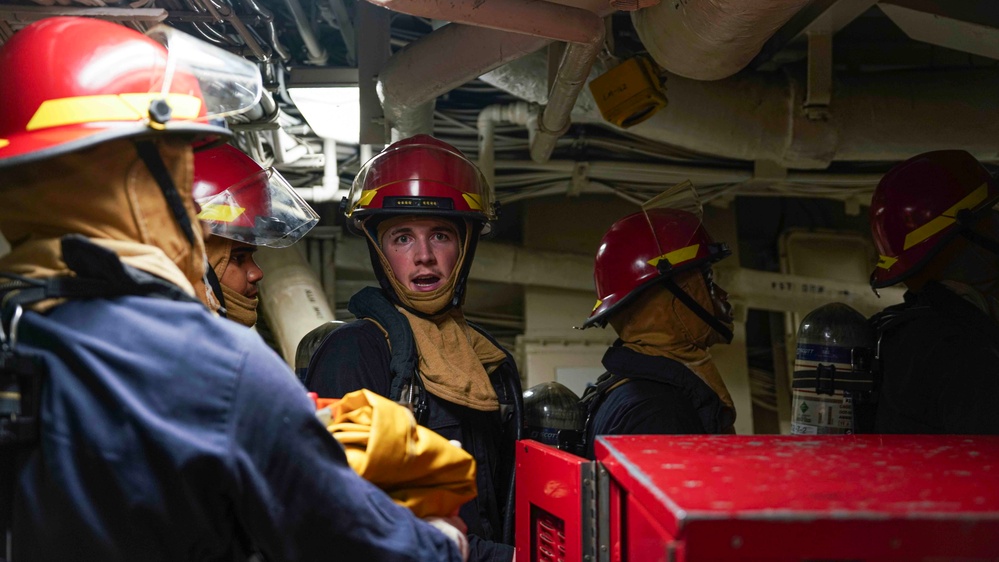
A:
192;143;319;326
303;134;522;562
868;149;999;434
0;18;465;561
578;207;737;459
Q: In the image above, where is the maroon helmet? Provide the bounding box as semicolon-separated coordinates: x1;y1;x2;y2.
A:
193;144;317;248
584;208;730;329
870;150;999;289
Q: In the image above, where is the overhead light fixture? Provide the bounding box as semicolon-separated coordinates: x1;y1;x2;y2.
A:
287;67;361;144
288;86;361;144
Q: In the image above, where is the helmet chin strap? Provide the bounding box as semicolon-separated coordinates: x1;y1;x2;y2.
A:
135;139;218;309
661;276;734;344
133;140;198;246
204;259;228;318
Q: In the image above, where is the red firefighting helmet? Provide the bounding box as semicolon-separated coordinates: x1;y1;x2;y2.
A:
583;208;730;328
0;17;262;169
869;150;999;289
193;145;319;248
343;134;495;234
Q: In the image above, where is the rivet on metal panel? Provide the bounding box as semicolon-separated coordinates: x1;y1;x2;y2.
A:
731;535;743;549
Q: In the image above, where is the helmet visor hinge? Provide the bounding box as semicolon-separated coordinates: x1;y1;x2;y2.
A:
148;99;173;126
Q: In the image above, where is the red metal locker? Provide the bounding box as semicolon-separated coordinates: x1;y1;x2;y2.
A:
595;434;999;561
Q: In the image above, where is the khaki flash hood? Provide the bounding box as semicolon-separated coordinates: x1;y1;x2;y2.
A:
0;138;206;304
201;235;259;327
609;269;737;429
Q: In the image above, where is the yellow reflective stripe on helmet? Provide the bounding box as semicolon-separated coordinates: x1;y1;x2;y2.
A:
647;244;699;268
876;255;898;270
903;183;988;250
0;139;8;149
592;299;602;312
198;203;245;223
26;93;203;131
355;189;378;209
462;193;484;210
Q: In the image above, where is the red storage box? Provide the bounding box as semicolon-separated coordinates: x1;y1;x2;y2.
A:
595;434;999;561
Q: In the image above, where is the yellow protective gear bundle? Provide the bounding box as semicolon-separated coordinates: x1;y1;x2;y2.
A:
319;389;478;518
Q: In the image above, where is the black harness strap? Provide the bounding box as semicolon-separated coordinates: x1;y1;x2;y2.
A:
661;277;734;343
579;371;631;457
347;287;422;417
133;140;197;246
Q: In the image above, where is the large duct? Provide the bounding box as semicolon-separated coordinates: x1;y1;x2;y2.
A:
477;50;999;168
257;246;336;366
333;235;903;313
368;0;604;161
629;68;999;168
378;24;551;139
632;0;811;81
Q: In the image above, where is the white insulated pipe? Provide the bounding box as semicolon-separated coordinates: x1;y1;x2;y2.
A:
715;268;904;317
477;102;534;189
377;24;551;139
627;68;999;168
531;37;603;163
367;0;604;160
256;245;336;366
366;0;603;44
482;54;999;168
333;235;903;315
632;0;811;81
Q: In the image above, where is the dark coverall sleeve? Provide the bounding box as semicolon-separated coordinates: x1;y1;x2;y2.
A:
230;336;462;562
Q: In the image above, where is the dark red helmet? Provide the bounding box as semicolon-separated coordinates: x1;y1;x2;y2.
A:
344;134;495;233
193;144;318;248
0;17;261;169
870;150;999;289
583;208;730;328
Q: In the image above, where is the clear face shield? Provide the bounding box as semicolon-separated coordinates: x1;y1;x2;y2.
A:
641;180;714;271
143;24;263;126
196;167;320;248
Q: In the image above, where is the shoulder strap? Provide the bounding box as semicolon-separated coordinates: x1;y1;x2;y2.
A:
579;371;631;454
870;298;934;382
347;287;418;404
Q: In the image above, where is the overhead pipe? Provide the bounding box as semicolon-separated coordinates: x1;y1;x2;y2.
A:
629;68;999;168
530;37;602;163
242;0;291;61
377;24;552;139
257;245;336;366
477;50;999;168
632;0;811;81
200;0;272;62
476;102;535;189
367;0;604;161
332;235;903;313
282;0;328;65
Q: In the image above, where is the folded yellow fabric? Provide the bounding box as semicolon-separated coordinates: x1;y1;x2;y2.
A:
327;389;478;518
